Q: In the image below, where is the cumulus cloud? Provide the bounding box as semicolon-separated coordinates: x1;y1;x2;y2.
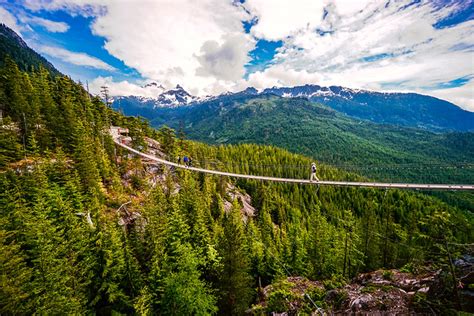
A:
196;33;255;81
243;0;325;41
22;16;70;32
21;0;254;96
34;44;116;71
0;6;23;34
244;64;322;89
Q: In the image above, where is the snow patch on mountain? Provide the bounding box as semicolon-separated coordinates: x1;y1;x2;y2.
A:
262;84;362;100
113;84;201;108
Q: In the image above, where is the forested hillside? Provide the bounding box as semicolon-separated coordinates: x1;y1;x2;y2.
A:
1;56;473;314
0;24;60;75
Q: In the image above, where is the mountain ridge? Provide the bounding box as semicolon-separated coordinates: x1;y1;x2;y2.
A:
112;83;474;132
113;83;211;109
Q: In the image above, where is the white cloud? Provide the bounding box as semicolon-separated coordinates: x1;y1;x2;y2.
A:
92;0;252;95
0;6;23;34
22;0;106;16
196;33;255;81
242;0;376;41
243;0;326;41
244;64;322;89
22;0;254;96
23;16;70;33
34;44;116;71
89;76;161;98
330;0;374;16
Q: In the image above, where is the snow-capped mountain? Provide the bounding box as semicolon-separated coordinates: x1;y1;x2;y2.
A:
156;84;195;107
260;84;474;131
112;83;474;131
262;84;360;99
113;84;198;109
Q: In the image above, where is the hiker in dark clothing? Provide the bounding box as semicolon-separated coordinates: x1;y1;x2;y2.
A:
188;157;193;167
183;156;189;167
177;156;181;164
310;162;319;182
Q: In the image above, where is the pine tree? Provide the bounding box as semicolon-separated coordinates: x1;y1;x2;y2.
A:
92;218;132;313
158;125;176;157
160;243;218;315
0;227;32;314
217;201;253;315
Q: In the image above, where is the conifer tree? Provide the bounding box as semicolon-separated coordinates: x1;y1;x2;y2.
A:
217;201;253;315
160;243;218;315
93;218;132;313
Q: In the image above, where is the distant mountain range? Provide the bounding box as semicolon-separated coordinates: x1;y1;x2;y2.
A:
112;83;474;132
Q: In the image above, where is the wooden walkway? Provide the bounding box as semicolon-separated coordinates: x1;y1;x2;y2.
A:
113;137;474;191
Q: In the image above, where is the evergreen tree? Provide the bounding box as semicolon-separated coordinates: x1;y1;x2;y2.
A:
217;201;253;315
160;243;218;315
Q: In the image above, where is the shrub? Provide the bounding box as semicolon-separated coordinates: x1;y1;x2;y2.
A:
382;270;394;281
267;289;300;313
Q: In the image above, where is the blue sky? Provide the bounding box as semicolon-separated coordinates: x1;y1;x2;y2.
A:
0;0;473;110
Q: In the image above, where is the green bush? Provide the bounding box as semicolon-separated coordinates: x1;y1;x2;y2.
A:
306;286;326;301
333;289;348;309
360;285;377;293
323;275;346;290
130;174;145;190
382;270;394;281
267;289;300;313
399;263;415;273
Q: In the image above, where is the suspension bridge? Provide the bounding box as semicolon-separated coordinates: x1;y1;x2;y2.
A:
112;134;474;191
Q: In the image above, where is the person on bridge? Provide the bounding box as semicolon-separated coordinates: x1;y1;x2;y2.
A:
310;162;319;182
183;156;189;167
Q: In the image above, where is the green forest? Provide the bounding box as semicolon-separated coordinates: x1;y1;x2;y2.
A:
1;57;473;314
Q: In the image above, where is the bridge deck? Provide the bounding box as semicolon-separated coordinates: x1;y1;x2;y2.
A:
113;138;474;191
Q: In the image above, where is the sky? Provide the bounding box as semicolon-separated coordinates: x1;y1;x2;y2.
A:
1;0;473;111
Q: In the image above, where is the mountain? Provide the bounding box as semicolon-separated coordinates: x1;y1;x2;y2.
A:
263;84;474;132
143;81;166;94
113;83;474;132
113;84;199;113
0;24;60;75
